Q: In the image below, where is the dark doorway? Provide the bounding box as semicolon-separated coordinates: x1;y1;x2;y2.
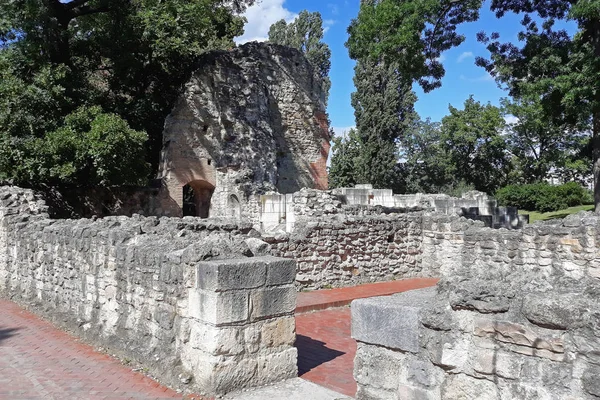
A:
182;180;215;218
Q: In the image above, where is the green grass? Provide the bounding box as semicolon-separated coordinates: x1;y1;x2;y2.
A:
519;204;595;223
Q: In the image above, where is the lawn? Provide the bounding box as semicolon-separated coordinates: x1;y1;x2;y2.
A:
519;204;595;223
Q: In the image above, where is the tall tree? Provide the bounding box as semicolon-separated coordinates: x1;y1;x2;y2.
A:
348;58;417;189
502;97;589;183
346;0;600;209
328;128;362;188
440;96;510;193
0;0;253;187
476;0;600;209
268;10;332;104
398;118;458;194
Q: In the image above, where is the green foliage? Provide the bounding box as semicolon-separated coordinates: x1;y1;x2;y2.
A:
476;0;600;207
346;0;481;92
328;129;362;188
268;10;331;104
0;0;253;187
496;182;593;213
25;106;149;186
399;118;456;193
346;57;417;189
440;96;510;193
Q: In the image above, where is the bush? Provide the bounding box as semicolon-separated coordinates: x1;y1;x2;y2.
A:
495;182;592;213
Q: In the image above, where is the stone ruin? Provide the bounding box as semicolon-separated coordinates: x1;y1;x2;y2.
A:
1;41;597;399
156;42;330;220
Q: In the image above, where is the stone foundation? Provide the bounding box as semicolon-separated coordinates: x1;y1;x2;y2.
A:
352;212;600;400
0;187;297;396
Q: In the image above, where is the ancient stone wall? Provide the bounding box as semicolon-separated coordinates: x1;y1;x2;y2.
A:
267;212;428;290
158;42;330;218
0;186;297;396
352;212;600;400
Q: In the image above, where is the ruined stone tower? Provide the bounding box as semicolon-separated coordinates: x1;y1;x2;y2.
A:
157;42;331;219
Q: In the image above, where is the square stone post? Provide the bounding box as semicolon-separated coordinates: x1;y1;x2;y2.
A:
183;256;298;395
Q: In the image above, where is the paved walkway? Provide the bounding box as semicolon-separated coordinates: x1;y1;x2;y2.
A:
295;278;439;398
0;300;198;400
0;278;438;399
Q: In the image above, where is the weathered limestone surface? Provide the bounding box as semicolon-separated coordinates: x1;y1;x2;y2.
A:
267;212;426;289
0;186;297;396
158;42;330;218
353;212;600;400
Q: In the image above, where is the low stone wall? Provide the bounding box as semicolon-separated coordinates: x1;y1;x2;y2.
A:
267;212;426;290
0;186;297;396
352;212;600;399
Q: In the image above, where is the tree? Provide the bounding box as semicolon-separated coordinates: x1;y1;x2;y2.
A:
268;10;332;104
440;96;510;193
346;0;481;93
502;97;590;183
348;57;417;189
398;118;458;193
0;0;253;187
346;0;600;209
476;0;600;209
328;128;362;188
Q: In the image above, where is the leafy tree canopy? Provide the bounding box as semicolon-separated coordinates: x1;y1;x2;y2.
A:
347;0;600;208
0;0;253;187
268;10;332;104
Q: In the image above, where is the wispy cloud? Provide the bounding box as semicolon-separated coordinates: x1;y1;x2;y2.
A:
460;73;494;82
323;19;336;34
504;115;519;125
457;51;474;63
235;0;297;44
328;3;340;15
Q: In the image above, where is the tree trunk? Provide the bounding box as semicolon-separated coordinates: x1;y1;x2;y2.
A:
594;111;600;212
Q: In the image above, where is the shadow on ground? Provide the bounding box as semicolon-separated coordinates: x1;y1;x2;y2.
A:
0;327;20;344
295;334;345;375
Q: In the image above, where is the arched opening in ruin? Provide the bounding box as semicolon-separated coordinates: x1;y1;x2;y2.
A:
182;180;215;218
227;194;241;219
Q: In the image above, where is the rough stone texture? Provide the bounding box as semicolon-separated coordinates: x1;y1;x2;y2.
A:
0;186;297;396
353;211;600;400
267;211;427;290
158;42;330;219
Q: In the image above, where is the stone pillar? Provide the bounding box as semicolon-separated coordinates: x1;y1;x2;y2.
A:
183;256;298;395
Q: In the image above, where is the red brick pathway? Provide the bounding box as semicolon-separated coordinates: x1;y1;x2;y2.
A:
296;277;439;313
0;299;201;400
295;278;439;398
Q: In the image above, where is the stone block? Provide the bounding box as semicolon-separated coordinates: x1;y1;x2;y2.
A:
441;373;499;400
352;287;435;352
522;292;588;330
249;285;296;320
196;258;267;292
264;257;296;286
188;288;249;325
473;318;564;354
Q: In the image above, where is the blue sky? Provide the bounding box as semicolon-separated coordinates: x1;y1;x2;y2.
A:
235;0;575;135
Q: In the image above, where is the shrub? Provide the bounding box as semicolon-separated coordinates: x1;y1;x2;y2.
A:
495;182;592;213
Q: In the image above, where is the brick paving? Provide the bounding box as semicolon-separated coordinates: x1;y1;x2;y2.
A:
296;278;439;398
0;278;438;400
0;299;202;400
296;277;439;313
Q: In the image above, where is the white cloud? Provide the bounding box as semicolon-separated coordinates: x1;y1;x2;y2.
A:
323;19;336;34
328;3;340;15
435;54;446;63
457;51;474;63
460;72;494;82
235;0;297;44
504;115;519;125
